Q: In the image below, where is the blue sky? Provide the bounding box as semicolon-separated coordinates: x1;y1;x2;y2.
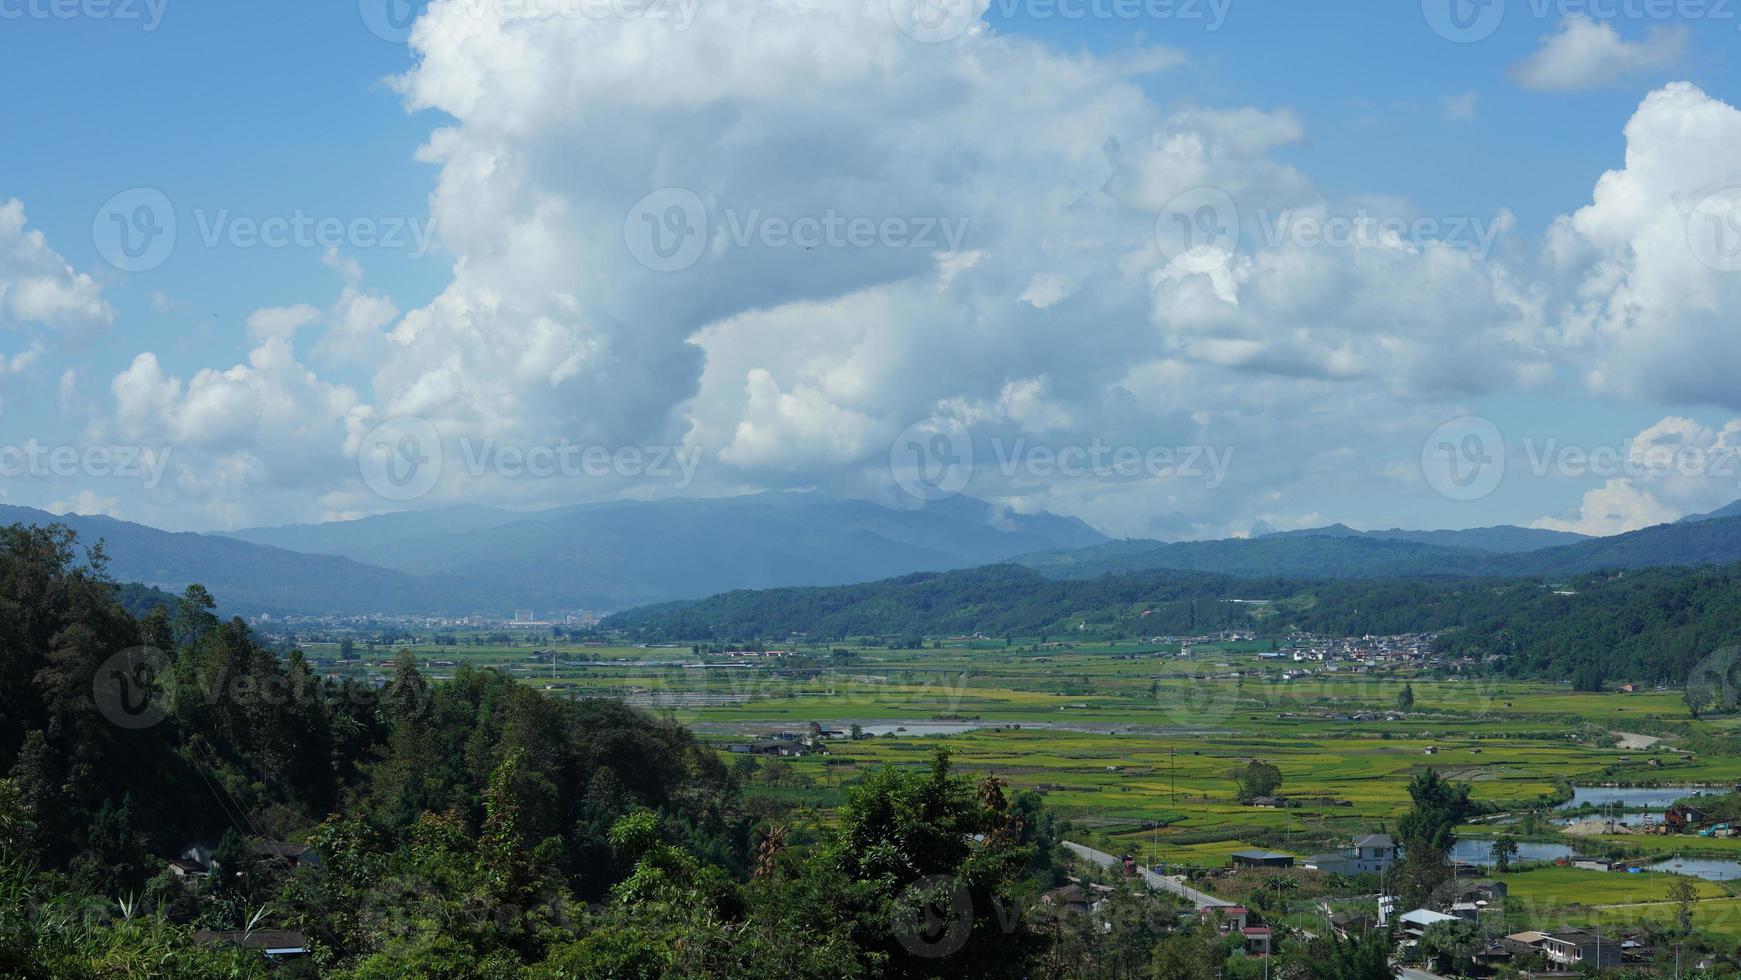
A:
4;0;1741;536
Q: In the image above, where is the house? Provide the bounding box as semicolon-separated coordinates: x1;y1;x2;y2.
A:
1304;852;1353;875
167;858;208;878
1455;879;1508;903
1304;833;1397;876
193;929;309;960
250;840;321;868
1244;796;1294;809
1348;833;1398;874
1200;905;1249;931
1230;850;1295;869
1503;930;1621;970
1039;882;1111;917
1241;926;1272;956
1398;908;1459;939
1328;912;1377;940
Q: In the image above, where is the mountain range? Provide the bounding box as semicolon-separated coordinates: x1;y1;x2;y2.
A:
0;494;1106;616
1020;515;1741;581
10;495;1741;618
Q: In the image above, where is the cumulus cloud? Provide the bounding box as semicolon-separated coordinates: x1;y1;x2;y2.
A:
58;4;1741;537
246;305;322;344
1511;16;1685;91
99;341;365;528
0;198;113;333
1532;416;1741;535
65;0;1558;533
47;490;119;519
1547;83;1741;409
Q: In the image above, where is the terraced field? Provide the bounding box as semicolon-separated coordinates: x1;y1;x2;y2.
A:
304;633;1741;933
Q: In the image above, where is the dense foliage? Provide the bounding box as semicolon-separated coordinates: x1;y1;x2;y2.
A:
618;559;1741;689
1024;514;1741;582
0;524;1095;978
612;564;1284;641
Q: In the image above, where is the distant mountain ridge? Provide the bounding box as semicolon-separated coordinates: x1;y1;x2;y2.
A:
1022;511;1741;582
1680;499;1741;523
219;492;1108;612
0;505;514;616
17;495;1741;617
1;494;1105;616
1257;523;1588;553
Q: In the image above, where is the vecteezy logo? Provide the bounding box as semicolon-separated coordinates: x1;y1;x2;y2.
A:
359;0;423;43
1421;415;1505;502
1155;187;1239;275
92;188;176;273
1687;188;1741;273
358;416;443;502
624;188;709;272
1421;0;1505;43
1157;644;1239;727
1687;646;1741;716
889;0;979;43
891;874;973;959
891;416;973;502
93;646;172;730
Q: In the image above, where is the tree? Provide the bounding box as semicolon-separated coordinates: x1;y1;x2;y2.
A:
1396;683;1415;711
1492;833;1519;873
1417;920;1481;972
1298;926;1394;979
172;584;218;648
828;748;1046;978
1150;922;1227;980
1668;875;1700;933
1232;759;1284;802
1395;770;1472;910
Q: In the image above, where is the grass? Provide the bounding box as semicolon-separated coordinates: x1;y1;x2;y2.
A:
318;632;1741;938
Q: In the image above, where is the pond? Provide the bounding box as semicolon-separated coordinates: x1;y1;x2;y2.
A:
1647;857;1741;881
1557;785;1712;810
853;722;985;737
1450;839;1576;866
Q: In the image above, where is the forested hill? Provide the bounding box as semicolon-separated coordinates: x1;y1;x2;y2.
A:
1434;564;1741;685
0;522;1075;977
1021;514;1741;582
614;561;1741;687
608;564;1292;641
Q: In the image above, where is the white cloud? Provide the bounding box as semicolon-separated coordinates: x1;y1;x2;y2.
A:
1533;478;1677;535
58;7;1741;537
99;342;365;528
718;368;878;471
1511;16;1685;91
1530;416;1741;534
1441;92;1478;121
1547;83;1741;409
0;198;113;333
47;490;119;518
73;1;1560;533
246;304;322;343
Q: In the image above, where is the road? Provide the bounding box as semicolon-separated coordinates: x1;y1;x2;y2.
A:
1061;841;1237;908
1396;969;1453;980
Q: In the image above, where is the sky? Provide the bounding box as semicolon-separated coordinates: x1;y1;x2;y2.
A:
4;0;1741;538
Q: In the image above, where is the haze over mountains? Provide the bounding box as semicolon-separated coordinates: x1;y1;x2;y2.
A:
10;495;1741;618
1;494;1106;615
1021;515;1741;581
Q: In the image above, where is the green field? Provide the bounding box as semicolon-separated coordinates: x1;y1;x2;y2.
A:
304;631;1741;935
